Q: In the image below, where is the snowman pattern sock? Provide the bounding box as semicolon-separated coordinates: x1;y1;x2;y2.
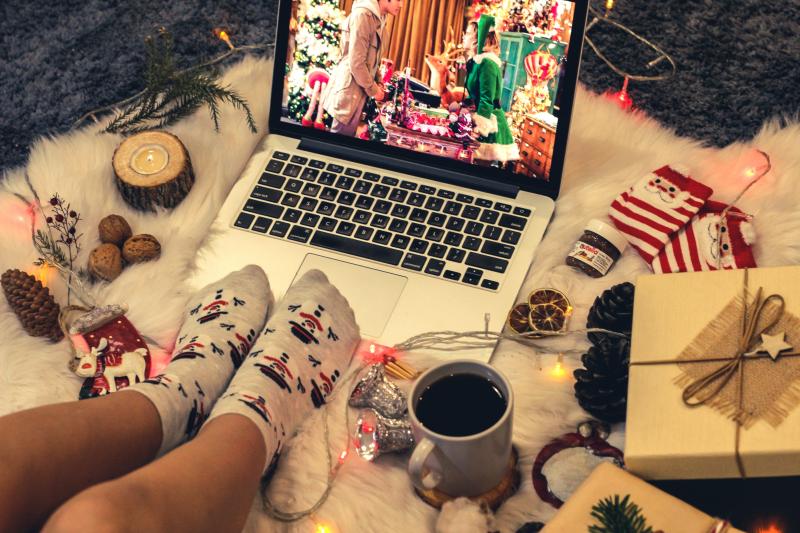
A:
608;165;714;263
124;265;273;456
205;269;360;473
652;200;757;273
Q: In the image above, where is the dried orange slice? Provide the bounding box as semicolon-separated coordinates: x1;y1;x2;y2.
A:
507;303;533;334
529;302;567;334
528;288;571;314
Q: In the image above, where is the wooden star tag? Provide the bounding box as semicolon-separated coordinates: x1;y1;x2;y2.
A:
755;332;793;361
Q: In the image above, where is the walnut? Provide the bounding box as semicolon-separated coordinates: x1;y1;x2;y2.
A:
122;234;161;263
98;214;133;246
88;244;123;281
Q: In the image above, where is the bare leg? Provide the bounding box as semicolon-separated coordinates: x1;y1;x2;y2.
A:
315;82;327;126
43;414;264;533
0;393;161;532
302;80;322;126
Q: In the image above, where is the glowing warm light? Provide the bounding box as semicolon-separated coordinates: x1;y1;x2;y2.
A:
550;362;567;378
605;0;615;11
607;77;633;110
743;166;757;178
756;525;783;533
8;201;36;231
213;28;234;50
358;340;397;364
550;353;567;378
31;265;50;287
316;525;332;533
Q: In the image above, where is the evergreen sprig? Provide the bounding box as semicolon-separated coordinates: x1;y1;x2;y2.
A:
589;494;655;533
104;29;257;135
33;230;68;268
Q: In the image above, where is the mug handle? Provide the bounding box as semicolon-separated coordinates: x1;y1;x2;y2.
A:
408;437;443;490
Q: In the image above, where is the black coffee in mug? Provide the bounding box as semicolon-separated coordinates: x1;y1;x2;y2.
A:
415;373;506;437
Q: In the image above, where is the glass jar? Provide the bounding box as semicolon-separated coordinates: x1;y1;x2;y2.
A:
566;219;627;277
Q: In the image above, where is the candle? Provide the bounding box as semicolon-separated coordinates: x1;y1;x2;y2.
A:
130;144;169;175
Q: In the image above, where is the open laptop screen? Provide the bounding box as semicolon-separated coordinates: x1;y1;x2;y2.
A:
275;0;585;193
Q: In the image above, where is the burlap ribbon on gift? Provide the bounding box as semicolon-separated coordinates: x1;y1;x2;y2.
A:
631;270;800;478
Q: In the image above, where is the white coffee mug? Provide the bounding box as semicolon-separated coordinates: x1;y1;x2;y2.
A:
407;360;514;497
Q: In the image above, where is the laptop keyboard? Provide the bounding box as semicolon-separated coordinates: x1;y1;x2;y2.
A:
233;150;532;291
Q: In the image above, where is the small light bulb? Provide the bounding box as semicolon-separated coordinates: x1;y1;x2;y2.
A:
605;0;615;11
550;362;566;378
550;353;567;378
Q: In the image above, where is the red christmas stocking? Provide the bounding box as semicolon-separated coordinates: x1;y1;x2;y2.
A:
609;165;714;263
652;200;757;273
69;305;151;399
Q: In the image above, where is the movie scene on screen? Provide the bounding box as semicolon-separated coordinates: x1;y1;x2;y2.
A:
282;0;577;181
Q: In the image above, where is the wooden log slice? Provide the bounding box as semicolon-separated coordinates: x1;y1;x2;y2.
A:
112;131;194;211
414;446;520;511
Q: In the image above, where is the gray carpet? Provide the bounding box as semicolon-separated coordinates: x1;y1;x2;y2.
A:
1;0;799;174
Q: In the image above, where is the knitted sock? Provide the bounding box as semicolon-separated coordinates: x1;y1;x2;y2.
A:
124;265;273;455
205;269;360;473
652;200;757;273
608;165;714;263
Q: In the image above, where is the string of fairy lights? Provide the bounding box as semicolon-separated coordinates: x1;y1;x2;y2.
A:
585;0;677;107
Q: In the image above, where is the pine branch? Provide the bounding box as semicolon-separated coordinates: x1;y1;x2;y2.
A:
589;495;655;533
33;229;68;269
104;29;258;135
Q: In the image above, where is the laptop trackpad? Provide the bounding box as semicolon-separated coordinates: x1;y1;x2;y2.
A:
293;254;407;338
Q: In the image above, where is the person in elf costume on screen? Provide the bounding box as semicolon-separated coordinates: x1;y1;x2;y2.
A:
467;15;520;165
320;0;404;137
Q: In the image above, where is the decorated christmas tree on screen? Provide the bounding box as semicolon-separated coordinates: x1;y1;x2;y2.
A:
286;0;344;122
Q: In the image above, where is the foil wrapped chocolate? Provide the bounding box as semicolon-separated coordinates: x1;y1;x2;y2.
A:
349;364;407;419
355;408;415;461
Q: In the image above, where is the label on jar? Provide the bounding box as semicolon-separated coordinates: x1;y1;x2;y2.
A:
568;240;614;275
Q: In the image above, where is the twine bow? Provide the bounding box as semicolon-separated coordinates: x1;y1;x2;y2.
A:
681;287;785;412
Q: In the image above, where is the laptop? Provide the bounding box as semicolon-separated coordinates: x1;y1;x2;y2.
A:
191;0;589;361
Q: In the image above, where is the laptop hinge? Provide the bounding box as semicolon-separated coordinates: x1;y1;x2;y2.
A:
299;138;519;199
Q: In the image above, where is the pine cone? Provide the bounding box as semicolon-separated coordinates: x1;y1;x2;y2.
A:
587;282;635;346
574;337;630;423
1;269;63;342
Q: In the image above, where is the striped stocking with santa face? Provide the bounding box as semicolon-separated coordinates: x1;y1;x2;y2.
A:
609;166;714;263
205;269;360;473
652;200;757;273
124;265;273;455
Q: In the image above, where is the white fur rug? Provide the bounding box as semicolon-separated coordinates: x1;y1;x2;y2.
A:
2;57;799;532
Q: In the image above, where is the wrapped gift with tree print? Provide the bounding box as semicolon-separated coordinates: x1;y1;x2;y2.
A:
541;463;745;532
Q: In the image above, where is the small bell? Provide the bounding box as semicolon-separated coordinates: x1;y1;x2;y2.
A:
354;408;415;461
349;364;407;418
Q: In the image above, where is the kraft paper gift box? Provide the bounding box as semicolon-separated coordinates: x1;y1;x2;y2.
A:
541;463;745;532
626;266;800;480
